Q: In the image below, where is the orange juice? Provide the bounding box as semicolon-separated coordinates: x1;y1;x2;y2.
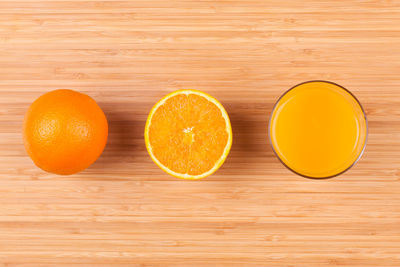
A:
269;81;367;178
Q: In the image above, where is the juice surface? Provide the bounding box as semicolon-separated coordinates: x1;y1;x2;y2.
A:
269;81;367;178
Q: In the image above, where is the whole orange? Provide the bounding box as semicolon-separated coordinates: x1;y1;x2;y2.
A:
23;89;108;175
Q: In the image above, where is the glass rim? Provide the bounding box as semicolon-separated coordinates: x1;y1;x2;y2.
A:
268;80;368;180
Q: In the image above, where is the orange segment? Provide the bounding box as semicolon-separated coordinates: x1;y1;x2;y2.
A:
145;90;232;179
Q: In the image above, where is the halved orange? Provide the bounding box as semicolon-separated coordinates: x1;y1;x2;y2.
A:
145;90;232;180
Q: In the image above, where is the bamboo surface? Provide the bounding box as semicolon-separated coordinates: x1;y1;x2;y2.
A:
1;0;400;266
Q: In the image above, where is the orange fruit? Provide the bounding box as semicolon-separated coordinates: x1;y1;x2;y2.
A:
145;90;232;179
23;89;108;175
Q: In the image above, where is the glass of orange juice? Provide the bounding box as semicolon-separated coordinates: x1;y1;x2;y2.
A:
269;80;367;179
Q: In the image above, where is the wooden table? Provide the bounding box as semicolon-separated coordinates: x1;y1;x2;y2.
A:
0;1;399;266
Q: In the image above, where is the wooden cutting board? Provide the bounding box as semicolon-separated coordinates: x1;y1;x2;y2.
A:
0;1;399;266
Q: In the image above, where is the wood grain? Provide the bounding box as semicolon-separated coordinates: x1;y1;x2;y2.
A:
1;0;400;266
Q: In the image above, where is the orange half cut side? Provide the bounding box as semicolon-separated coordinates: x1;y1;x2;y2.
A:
145;90;232;179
